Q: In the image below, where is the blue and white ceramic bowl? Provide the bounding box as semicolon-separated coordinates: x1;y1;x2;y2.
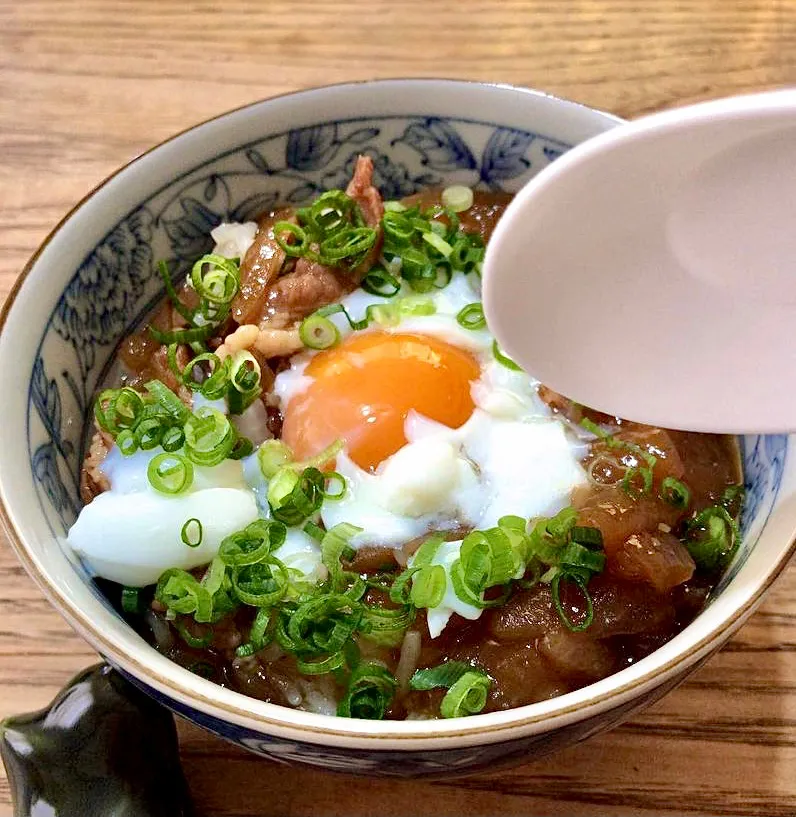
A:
1;80;794;777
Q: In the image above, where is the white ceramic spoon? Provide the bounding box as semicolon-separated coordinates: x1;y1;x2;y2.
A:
482;90;796;433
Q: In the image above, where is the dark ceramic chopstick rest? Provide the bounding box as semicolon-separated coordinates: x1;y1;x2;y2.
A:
0;663;193;817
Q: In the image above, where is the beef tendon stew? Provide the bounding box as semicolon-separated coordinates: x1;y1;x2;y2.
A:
67;157;743;720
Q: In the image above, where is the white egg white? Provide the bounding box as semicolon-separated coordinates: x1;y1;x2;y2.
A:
67;446;259;587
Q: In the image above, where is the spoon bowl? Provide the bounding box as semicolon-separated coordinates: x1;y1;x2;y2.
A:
483;89;796;433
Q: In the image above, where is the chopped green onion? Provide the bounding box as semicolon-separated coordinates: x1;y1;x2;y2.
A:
148;323;216;346
303;520;325;542
398;296;436;317
322;471;347;500
409;563;446;608
720;484;745;516
250;607;272;647
321;523;362;593
286;593;362;655
440;670;491;718
569;525;603;549
422;231;453;258
382;210;415;245
258;439;293;478
121;586;144;615
581;418;657;469
441;185;474;213
174;619;214;649
398;247;435;292
134;417;164;451
685;505;739;571
294;438;344;471
299;314;341;350
622;465;654;498
660;476;691;509
144;380;190;425
361;267;401;297
358;604;415;647
155;568;213;623
409;660;473;691
190;254;240;305
219;519;286;567
117;428;138;456
268;467;325;526
337;662;397;719
558;541;606;574
147;452;194;494
456;302;486;330
492;340;522;371
200;556;227;596
319;227;377;264
232;557;290;607
273;221;310;257
183;407;234;467
296;653;346;675
307;190;356;237
550;570;594;632
181;518;203;548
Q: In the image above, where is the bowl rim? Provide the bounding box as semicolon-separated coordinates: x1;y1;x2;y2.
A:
2;78;794;747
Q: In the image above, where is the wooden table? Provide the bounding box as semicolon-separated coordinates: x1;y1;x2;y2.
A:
2;2;796;814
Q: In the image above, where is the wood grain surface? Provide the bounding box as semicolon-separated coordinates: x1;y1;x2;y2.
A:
2;2;796;815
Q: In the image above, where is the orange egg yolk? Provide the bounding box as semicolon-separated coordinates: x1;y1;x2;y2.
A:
281;331;480;472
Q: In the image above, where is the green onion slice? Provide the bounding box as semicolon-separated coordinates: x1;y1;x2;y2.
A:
321;523;362;593
337;662;397;720
231;557;290;607
409;564;447;609
183;407;234;467
409;660;473;691
273;221;310;257
441;185;474;213
685;505;739;571
361;267;401;297
155;568;213;623
550;570;594;632
456;302;487;330
181;517;203;548
440;670;491;718
299;314;341;350
219;519;287;567
660;476;691;509
492;340;522;371
358;604;415;647
121;586;144;615
147;452;194;495
319;227;377;264
258;439;294;478
190;254;240;305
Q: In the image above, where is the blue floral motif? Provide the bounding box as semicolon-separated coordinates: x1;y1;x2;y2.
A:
162;197;220;269
229;191;280;224
32;443;79;525
287;124;341;171
480;127;535;187
391;118;477;171
31;358;73;463
51;208;154;410
286;124;381;172
322;148;439;199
